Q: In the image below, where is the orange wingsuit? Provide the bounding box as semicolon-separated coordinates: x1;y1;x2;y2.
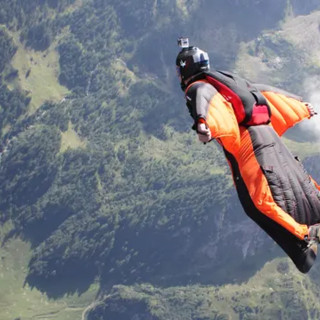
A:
185;80;320;273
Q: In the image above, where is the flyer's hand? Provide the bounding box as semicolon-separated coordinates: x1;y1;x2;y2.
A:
307;224;320;243
305;102;317;118
197;122;212;143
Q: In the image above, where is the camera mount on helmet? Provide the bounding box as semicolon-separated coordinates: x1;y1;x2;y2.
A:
177;37;190;49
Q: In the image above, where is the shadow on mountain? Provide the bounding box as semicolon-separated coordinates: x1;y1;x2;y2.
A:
23;205;73;248
25;258;97;299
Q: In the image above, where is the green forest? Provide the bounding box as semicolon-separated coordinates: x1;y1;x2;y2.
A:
1;0;320;319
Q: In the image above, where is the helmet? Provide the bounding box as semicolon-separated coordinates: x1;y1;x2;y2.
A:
176;38;210;90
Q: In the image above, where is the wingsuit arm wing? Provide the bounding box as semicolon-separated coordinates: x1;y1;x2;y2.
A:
185;81;241;151
255;84;312;136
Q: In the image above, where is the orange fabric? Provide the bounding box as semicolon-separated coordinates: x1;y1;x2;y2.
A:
206;93;241;154
237;128;309;240
310;176;320;192
261;91;310;136
185;80;241;153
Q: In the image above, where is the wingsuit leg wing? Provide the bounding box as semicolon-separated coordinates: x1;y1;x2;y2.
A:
225;147;317;273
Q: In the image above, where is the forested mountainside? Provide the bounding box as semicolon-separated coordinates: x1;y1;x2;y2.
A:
1;0;320;319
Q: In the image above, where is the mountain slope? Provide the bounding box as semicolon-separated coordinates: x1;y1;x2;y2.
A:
1;0;320;318
88;258;320;320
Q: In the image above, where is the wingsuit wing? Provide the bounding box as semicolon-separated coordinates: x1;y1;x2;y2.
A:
255;84;311;136
257;84;320;193
224;147;317;274
185;80;241;152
